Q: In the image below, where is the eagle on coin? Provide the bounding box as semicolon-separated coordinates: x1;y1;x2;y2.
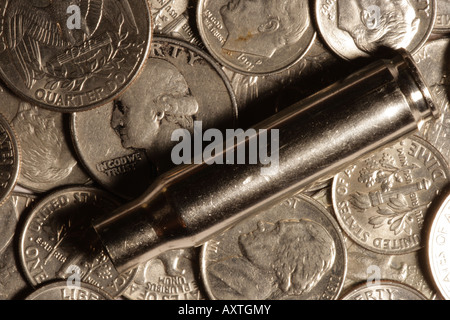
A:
3;0;139;89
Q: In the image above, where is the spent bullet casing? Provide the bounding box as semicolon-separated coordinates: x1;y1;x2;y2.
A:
93;50;438;273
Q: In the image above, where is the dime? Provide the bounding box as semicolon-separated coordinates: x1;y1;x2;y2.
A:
433;0;450;32
332;135;450;255
413;38;450;168
18;186;137;298
0;193;36;300
0;111;20;205
71;37;238;200
315;0;436;60
196;0;316;75
0;82;91;192
340;280;428;300
123;248;205;300
342;234;437;300
427;190;450;299
0;0;152;112
25;281;112;300
200;194;347;300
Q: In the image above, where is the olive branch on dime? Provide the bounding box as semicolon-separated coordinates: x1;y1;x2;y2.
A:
367;194;429;236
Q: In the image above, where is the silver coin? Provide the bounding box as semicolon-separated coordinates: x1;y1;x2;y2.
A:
71;37;238;200
200;194;347;300
340;280;428;300
123;248;205;300
0;111;20;205
315;0;436;60
0;192;36;300
18;186;137;298
332;135;450;255
413;38;450;168
149;0;204;48
196;0;316;75
433;0;450;32
25;281;112;300
427;190;450;299
0;83;91;192
0;0;152;112
343;234;437;300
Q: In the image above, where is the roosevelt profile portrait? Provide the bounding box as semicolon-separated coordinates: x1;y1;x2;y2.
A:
219;0;310;58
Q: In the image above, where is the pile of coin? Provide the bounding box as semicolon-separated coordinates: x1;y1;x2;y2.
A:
0;0;448;301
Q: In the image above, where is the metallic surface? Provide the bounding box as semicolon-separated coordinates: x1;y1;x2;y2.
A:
0;193;36;300
0;0;152;112
71;36;238;200
196;0;316;75
0;111;20;205
18;186;137;298
332;135;450;255
0;83;91;192
433;0;450;32
315;0;436;60
427;189;450;300
122;247;205;300
340;280;428;300
222;39;358;129
149;0;204;48
414;38;450;167
25;281;113;300
93;51;438;273
343;233;437;299
201;194;347;300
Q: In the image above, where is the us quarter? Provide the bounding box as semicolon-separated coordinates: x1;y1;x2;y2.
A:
0;193;36;300
25;281;112;300
0;83;91;192
123;248;205;300
0;0;152;112
71;37;238;200
413;38;450;168
315;0;436;60
200;194;347;300
196;0;316;75
427;189;450;300
18;186;137;298
332;135;450;255
340;280;428;300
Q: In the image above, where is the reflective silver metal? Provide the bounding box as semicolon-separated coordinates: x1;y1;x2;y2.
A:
0;0;152;112
93;50;438;273
340;280;428;300
18;186;137;298
315;0;436;60
332;135;450;255
434;0;450;32
201;194;347;300
427;189;450;300
25;281;113;300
